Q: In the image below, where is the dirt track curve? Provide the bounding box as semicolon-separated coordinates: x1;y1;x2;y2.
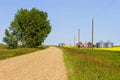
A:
0;47;67;80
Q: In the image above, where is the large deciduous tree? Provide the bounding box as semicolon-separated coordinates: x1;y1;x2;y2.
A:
3;8;51;48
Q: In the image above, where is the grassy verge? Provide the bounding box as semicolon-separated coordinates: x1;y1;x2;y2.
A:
78;49;120;65
62;47;120;80
0;46;48;60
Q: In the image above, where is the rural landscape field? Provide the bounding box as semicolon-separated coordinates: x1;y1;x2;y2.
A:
0;45;48;60
0;0;120;80
0;45;120;80
62;46;120;80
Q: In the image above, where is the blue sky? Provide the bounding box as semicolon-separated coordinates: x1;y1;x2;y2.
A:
0;0;120;45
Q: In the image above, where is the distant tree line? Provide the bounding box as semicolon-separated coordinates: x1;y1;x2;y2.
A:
3;8;51;48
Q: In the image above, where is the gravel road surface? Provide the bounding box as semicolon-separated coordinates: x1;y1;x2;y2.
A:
0;47;67;80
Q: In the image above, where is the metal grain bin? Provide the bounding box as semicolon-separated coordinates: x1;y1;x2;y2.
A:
96;40;106;48
58;43;65;46
106;40;113;48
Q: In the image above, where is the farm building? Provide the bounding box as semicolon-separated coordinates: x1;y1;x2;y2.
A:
96;40;113;48
58;43;65;46
106;40;113;48
83;42;95;48
76;41;83;48
87;42;93;48
96;40;106;48
83;42;87;48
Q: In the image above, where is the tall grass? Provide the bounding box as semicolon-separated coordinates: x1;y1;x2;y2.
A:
0;46;48;60
62;47;120;80
78;49;120;65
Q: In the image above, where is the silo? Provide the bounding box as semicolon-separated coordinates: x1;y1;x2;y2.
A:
106;41;113;48
96;40;106;48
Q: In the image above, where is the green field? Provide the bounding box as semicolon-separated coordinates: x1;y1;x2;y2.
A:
62;47;120;80
0;45;48;60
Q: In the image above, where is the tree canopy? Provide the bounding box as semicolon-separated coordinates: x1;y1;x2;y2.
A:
3;8;51;48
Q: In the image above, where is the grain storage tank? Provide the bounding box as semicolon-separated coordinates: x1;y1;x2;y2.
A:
96;40;106;48
106;40;113;48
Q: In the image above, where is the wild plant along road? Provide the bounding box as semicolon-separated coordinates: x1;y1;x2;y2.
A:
0;47;67;80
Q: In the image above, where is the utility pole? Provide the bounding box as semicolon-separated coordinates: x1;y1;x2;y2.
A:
92;17;94;51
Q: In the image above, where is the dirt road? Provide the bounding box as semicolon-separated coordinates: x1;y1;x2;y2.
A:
0;47;67;80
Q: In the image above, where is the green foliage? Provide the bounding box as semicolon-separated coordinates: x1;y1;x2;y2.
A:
0;46;48;60
3;8;51;48
77;49;120;65
3;29;18;49
62;48;120;80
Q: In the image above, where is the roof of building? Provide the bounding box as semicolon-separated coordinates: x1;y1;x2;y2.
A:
76;41;82;45
97;40;105;43
106;40;113;43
